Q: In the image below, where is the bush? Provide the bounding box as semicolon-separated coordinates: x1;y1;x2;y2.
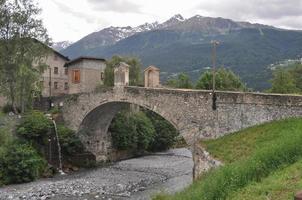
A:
145;110;179;151
0;143;46;184
110;111;156;152
17;110;52;140
57;125;85;155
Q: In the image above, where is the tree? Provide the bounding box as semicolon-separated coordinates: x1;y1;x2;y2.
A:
270;68;299;94
110;110;156;152
166;73;193;89
145;110;179;151
195;68;247;91
0;0;50;113
104;56;142;86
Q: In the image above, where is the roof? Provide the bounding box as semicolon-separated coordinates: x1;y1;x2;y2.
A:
65;56;106;67
52;49;70;61
144;65;160;72
32;38;70;61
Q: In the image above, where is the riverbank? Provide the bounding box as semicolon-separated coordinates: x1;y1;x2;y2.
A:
0;148;193;200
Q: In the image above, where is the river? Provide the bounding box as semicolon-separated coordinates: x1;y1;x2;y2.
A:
0;148;193;200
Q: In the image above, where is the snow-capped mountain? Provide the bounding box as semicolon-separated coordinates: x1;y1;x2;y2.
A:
51;41;73;51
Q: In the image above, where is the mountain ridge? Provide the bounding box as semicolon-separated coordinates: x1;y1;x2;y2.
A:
61;14;302;90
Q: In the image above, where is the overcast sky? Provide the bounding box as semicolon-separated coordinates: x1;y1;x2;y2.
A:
38;0;302;42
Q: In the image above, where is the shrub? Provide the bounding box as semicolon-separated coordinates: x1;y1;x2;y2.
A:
0;143;46;184
57;125;85;155
17;110;52;140
110;111;138;150
1;104;20;113
110;111;156;152
145;110;179;151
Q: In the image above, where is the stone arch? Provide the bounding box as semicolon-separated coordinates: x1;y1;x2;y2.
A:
76;100;182;161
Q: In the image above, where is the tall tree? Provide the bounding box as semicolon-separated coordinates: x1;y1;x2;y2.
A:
270;68;299;94
166;73;193;89
0;0;50;113
104;56;142;87
195;68;247;91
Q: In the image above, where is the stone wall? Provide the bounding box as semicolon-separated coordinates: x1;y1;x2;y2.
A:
41;51;69;97
68;60;106;94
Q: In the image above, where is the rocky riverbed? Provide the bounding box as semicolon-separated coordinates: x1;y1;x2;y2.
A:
0;148;193;200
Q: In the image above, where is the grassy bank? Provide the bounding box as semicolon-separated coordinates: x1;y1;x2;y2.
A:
154;118;302;200
228;159;302;200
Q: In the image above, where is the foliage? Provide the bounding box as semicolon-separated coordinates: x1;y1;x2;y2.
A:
0;143;46;184
145;110;179;151
110;110;156;152
270;63;302;94
104;55;142;86
154;118;302;200
166;73;193;89
57;125;84;156
228;159;302;200
17;110;52;140
0;0;50;113
195;68;247;91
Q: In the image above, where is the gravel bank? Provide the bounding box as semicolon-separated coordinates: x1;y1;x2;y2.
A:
0;148;193;200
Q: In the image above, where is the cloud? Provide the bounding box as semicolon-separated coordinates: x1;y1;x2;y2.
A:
197;0;302;29
87;0;142;13
52;0;97;23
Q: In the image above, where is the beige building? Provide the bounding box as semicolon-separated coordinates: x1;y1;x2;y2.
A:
144;66;160;88
41;50;70;97
65;57;106;94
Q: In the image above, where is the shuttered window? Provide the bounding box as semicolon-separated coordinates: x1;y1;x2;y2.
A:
72;70;80;83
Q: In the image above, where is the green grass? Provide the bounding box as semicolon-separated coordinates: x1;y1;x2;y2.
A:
201;118;302;163
153;118;302;200
228;159;302;200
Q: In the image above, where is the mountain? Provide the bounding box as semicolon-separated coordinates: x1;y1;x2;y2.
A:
61;14;302;90
51;41;73;51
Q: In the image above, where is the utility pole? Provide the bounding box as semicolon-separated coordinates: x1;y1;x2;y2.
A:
49;67;52;110
211;40;219;110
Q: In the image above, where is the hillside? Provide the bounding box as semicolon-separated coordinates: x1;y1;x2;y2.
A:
155;118;302;200
61;14;302;90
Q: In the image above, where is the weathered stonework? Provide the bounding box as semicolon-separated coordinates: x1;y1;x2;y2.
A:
62;87;302;175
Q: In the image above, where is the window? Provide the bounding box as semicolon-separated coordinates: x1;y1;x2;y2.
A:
54;67;58;74
64;82;68;90
54;82;58;89
54;55;58;61
101;72;104;80
64;68;68;75
72;70;80;83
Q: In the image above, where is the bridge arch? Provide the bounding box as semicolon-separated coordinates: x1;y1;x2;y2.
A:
76;100;181;161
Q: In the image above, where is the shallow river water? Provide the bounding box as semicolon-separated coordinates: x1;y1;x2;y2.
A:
0;148;193;200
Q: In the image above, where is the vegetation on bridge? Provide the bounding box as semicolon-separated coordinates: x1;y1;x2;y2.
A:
154;118;302;200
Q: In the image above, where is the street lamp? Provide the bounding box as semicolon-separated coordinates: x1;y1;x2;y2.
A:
211;40;219;110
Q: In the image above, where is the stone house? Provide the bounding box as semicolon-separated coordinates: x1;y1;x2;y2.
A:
144;65;160;88
40;50;70;97
65;57;106;94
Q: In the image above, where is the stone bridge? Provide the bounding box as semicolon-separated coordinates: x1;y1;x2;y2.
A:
62;86;302;167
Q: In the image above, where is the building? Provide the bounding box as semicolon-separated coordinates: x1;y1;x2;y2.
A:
144;65;160;88
40;49;70;97
65;57;106;94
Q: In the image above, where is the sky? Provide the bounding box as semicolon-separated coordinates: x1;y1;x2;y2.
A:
38;0;302;42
